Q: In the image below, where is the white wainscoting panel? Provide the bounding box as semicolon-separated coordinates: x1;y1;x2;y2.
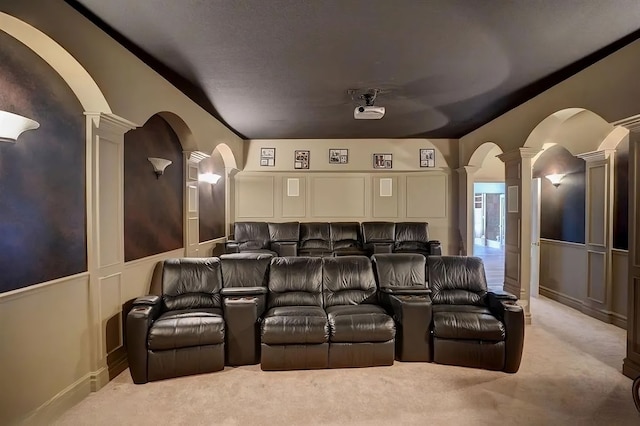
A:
236;176;275;218
311;176;366;218
406;175;446;218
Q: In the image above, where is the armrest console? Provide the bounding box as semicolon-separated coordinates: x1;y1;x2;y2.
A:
225;241;240;253
380;286;431;296
488;290;518;302
271;241;298;257
373;242;394;254
485;292;525;373
387;294;432;362
427;240;442;255
221;287;268;297
132;295;161;306
126;300;162;384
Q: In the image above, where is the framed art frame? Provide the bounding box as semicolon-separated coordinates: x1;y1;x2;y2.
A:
420;148;435;168
260;147;275;166
373;153;392;169
329;148;349;164
294;150;310;169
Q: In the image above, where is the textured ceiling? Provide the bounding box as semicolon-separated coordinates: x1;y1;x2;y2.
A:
69;0;640;139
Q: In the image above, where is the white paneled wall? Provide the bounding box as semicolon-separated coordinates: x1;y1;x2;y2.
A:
234;171;456;254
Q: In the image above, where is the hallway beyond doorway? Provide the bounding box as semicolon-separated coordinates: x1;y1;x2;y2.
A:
474;244;505;291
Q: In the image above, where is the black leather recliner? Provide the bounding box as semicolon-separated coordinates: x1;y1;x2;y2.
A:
268;222;300;256
361;222;396;255
126;258;226;383
428;256;524;373
330;222;367;256
298;222;333;257
394;222;442;256
323;256;396;367
225;222;277;256
261;257;329;370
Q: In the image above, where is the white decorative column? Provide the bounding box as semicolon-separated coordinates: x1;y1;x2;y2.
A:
456;165;478;255
85;112;137;390
577;150;615;322
184;151;210;257
498;148;539;323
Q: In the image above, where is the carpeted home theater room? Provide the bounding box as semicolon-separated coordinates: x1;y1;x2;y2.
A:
3;0;640;424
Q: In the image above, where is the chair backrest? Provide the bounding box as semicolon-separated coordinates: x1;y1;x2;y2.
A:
299;222;331;251
268;222;300;243
330;222;362;249
220;253;273;288
371;253;426;290
234;222;271;250
394;222;429;251
362;222;396;244
428;256;488;305
268;257;323;308
156;258;223;311
322;256;377;307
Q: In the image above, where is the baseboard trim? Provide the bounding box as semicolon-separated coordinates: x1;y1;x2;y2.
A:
540;286;627;330
21;373;92;426
623;357;640;380
108;348;129;380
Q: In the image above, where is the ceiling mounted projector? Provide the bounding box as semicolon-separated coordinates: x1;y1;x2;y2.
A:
349;88;386;120
354;105;385;119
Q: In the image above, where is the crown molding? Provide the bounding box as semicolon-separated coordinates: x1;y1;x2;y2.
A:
612;114;640;132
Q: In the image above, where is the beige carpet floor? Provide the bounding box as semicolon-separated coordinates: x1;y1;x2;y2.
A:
55;296;639;425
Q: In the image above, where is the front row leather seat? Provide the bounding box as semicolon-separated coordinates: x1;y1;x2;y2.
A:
428;256;524;373
127;258;226;384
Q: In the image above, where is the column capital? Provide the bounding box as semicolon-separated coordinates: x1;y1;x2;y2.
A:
84;112;138;134
456;165;479;175
184;150;211;164
497;147;540;163
577;149;616;163
612;114;640;133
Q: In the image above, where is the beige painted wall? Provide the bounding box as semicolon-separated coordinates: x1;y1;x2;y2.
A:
474;145;505;181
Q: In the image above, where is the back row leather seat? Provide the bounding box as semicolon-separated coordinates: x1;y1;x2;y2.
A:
226;221;441;257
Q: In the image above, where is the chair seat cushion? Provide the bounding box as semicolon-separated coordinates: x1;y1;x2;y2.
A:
298;249;334;257
261;306;329;344
333;248;368;256
148;308;225;350
241;249;278;256
326;305;395;343
433;310;505;342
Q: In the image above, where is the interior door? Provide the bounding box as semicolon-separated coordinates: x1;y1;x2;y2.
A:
530;178;541;297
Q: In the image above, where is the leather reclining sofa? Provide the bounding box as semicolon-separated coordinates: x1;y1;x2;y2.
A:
127;253;524;383
225;221;442;258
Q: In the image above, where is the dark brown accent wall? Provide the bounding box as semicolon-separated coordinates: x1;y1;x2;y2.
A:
614;138;629;250
199;150;226;242
0;32;86;293
124;115;183;261
533;145;586;244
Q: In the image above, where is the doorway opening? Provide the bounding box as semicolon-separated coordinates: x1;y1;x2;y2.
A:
473;182;505;291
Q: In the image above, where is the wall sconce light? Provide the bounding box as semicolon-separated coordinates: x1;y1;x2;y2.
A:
199;172;222;184
0;110;40;143
148;157;172;179
545;173;566;188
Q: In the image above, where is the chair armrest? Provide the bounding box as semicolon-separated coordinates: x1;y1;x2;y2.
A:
225;241;240;253
222;287;268;316
126;299;162;384
221;287;268;297
488;290;518;302
427;240;442;255
132;295;161;306
271;241;297;257
387;294;433;362
486;292;525;373
373;242;394;254
380;286;431;296
387;294;432;324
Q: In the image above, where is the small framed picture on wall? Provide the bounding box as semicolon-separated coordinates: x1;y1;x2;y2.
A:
260;147;275;166
329;149;349;164
294;150;310;169
420;148;435;168
373;153;392;169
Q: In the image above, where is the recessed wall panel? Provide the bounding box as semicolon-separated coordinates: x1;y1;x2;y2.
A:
587;250;606;303
99;139;121;268
588;165;606;246
406;175;446;218
311;177;365;217
236;176;275;218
